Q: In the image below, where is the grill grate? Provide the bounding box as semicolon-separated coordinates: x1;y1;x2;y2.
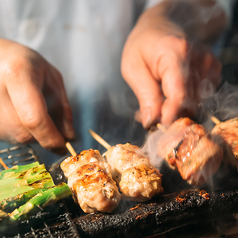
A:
0;145;38;169
0;145;81;238
1;198;82;238
2;145;238;237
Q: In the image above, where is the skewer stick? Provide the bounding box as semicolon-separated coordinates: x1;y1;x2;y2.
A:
88;129;111;149
211;116;221;125
65;142;77;157
0;158;8;170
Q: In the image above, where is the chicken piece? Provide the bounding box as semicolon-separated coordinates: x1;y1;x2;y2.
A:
157;118;198;169
60;149;121;213
177;134;223;185
211;117;238;167
120;164;163;202
103;143;163;201
61;149;104;178
157;117;223;186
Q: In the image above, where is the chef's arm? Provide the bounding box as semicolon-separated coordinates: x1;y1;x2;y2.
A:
0;39;75;154
145;0;233;42
121;0;228;128
145;0;229;44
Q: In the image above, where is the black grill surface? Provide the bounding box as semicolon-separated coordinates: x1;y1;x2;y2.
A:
1;145;238;238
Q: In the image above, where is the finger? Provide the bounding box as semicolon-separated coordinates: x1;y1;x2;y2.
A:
4;65;67;153
122;53;164;129
159;54;191;126
0;89;34;144
45;65;75;141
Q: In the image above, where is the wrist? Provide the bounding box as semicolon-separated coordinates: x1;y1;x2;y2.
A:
143;0;228;45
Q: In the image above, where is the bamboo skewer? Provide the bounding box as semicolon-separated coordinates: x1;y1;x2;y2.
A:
65;142;77;157
88;129;111;149
89;117;220;151
0;158;9;170
210;116;221;125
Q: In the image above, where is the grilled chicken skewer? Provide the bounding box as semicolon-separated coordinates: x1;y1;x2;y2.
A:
157;117;223;186
89;130;163;202
211;117;238;168
103;143;164;201
60;149;121;213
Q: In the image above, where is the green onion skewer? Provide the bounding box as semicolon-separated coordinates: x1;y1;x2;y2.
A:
0;162;72;225
0;172;54;201
0;178;55;212
10;183;71;221
0;162;39;179
0;163;45;182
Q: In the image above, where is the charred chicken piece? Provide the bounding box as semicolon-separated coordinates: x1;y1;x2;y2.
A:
60;149;121;213
157;117;223;186
103;143;163;202
178;134;223;185
157;118;203;169
211;117;238;167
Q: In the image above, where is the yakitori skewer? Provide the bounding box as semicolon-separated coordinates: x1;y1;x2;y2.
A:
211;116;238;166
88;129;164;201
65;142;77;157
157;117;223;186
0;158;9;170
61;141;121;213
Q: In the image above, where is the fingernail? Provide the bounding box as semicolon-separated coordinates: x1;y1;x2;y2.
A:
63;119;76;140
141;108;152;129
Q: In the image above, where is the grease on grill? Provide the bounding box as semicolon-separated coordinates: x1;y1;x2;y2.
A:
136;211;154;220
176;191;187;203
176;196;187;203
199;190;210;200
130;204;140;210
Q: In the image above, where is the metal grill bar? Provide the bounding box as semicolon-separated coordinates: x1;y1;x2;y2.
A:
0;145;81;238
0;145;38;170
22;201;81;238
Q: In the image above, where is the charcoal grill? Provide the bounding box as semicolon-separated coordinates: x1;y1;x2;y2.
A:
1;145;238;238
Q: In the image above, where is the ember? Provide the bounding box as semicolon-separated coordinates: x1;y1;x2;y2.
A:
199;190;210;200
176;196;187;203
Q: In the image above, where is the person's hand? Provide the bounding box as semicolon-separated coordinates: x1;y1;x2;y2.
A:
121;0;226;128
0;39;75;154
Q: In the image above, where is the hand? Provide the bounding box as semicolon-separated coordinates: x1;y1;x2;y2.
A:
121;0;226;128
0;39;75;154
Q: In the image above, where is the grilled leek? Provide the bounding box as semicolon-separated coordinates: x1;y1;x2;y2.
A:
0;162;39;179
0;178;54;212
10;183;71;220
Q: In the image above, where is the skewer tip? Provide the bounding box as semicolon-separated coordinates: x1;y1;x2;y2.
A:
88;129;111;149
65;142;77;157
211;116;221;125
0;158;9;170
